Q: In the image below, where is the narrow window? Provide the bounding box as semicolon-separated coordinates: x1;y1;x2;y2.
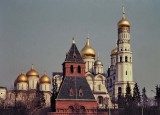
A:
78;65;81;73
125;56;128;62
126;71;127;75
69;88;74;96
70;65;74;73
130;57;132;62
120;56;122;62
79;87;83;97
98;84;101;91
118;87;122;95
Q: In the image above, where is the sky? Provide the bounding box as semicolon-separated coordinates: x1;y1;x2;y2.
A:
0;0;160;97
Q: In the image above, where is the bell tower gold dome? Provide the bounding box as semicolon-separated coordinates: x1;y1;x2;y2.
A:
16;73;28;83
81;38;96;59
39;73;51;84
118;6;130;28
26;64;39;78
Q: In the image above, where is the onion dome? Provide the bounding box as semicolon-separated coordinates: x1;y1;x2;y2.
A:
111;47;117;55
26;64;39;78
39;73;51;84
16;73;28;83
81;37;96;59
118;6;130;28
94;59;103;66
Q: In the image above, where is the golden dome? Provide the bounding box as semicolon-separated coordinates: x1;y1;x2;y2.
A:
111;47;117;55
39;73;51;84
81;38;96;59
26;64;39;78
118;6;130;28
16;73;28;83
118;18;130;28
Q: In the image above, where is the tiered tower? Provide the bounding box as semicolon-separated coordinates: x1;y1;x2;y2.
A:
107;6;135;98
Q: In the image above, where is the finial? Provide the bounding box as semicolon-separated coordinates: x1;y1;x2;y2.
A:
86;34;90;46
122;5;125;19
31;64;34;70
72;37;75;44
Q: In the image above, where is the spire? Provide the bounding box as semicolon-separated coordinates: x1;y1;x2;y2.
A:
122;5;126;19
31;64;34;70
72;37;75;44
86;34;90;46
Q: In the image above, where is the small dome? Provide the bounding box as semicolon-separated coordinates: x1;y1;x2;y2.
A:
81;38;96;59
16;73;28;83
111;47;117;55
39;73;51;84
94;59;103;66
26;64;39;78
118;18;130;28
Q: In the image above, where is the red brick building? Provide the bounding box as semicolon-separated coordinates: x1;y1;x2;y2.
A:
50;38;98;114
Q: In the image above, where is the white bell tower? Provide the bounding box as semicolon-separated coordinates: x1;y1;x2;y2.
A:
115;6;135;97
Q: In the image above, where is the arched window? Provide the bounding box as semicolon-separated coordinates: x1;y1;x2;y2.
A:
80;106;86;113
118;87;122;95
68;106;74;112
78;65;81;73
126;71;127;75
98;96;103;104
125;56;128;62
120;56;122;62
69;88;74;96
70;65;74;73
130;57;132;62
78;87;83;97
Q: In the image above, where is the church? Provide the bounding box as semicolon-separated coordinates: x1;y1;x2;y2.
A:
52;6;135;113
5;5;135;114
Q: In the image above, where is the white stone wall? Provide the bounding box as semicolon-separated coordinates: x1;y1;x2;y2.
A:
83;58;95;73
0;88;7;100
28;77;39;90
17;82;28;91
40;83;50;92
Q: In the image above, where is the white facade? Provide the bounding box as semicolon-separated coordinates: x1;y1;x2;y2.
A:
106;8;135;98
84;58;95;73
40;83;51;92
16;82;28;91
0;87;7;100
28;77;39;90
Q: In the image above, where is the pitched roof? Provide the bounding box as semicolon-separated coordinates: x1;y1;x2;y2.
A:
57;76;95;100
65;42;84;62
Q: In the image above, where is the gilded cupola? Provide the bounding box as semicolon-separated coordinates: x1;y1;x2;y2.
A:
81;37;96;59
26;64;39;77
16;73;28;83
39;73;51;84
111;47;117;56
118;6;130;28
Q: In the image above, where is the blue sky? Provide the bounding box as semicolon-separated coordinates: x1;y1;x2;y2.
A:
0;0;160;97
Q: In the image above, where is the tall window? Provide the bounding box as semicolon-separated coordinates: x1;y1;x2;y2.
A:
79;87;83;97
70;65;74;73
69;88;74;96
125;56;128;62
98;84;101;91
78;65;81;73
126;71;127;75
120;56;122;62
98;96;103;104
118;87;122;95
